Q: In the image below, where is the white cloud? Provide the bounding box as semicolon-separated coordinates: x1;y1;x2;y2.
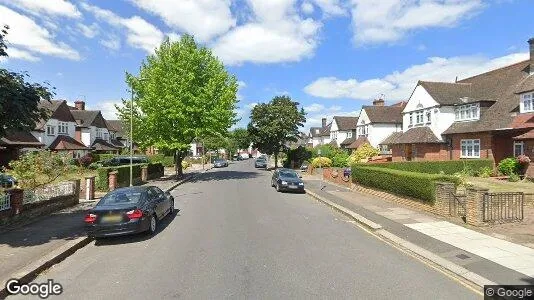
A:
304;51;529;101
4;47;40;61
77;23;99;38
0;0;81;18
301;2;315;14
212;0;322;65
100;37;121;51
350;0;483;44
304;106;360;131
238;81;247;88
130;0;236;42
311;0;346;16
81;3;164;53
90;101;122;120
0;5;80;60
166;32;181;42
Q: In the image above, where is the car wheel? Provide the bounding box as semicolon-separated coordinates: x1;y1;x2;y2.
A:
148;214;157;234
275;184;280;192
271;180;275;187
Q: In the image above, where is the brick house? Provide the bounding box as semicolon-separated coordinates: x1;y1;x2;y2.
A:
330;116;358;148
357;98;404;153
385;37;534;166
70;101;119;154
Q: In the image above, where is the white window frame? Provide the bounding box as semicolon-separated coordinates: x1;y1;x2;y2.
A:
415;110;424;124
426;110;431;123
455;103;480;121
347;131;352;138
522;92;533;113
96;128;103;139
46;125;55;136
514;141;524;157
409;113;413;125
58;121;68;135
460;139;480;158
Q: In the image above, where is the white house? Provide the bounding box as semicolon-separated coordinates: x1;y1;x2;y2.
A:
356;100;404;149
70;101;118;153
330;116;357;148
309;118;332;147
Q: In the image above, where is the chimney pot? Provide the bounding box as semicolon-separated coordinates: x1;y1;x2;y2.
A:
529;37;534;74
373;98;385;106
74;100;85;110
321;118;326;128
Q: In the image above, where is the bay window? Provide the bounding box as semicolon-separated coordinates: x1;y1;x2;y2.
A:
96;128;103;139
58;122;68;135
455;103;480;121
460;139;480;158
415;110;424;124
46;125;55;136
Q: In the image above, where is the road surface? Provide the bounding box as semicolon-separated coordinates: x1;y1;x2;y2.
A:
9;160;479;299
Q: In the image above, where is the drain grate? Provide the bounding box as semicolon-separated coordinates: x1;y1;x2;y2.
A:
456;254;470;260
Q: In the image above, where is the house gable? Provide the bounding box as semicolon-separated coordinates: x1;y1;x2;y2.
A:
403;84;440;113
92;112;108;129
51;101;76;123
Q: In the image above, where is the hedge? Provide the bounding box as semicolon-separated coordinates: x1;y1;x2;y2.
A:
93;154;117;162
351;165;460;203
367;159;493;175
95;163;164;192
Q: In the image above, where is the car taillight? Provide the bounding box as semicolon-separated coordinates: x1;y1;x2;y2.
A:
84;213;97;223
126;209;143;219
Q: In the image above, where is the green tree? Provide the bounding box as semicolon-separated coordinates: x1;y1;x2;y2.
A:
7;151;71;189
247;96;306;168
0;25;53;136
232;128;251;150
116;35;238;177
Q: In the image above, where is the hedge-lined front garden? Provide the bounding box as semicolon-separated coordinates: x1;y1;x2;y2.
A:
352;165;460;202
367;159;493;175
96;163;164;191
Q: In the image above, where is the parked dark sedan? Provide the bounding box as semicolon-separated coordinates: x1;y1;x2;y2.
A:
255;157;267;168
213;159;229;168
84;186;174;238
271;168;305;193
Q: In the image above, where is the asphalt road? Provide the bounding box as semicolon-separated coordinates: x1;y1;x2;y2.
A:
10;160;479;299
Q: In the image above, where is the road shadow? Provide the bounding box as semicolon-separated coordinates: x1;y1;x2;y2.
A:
94;211;178;246
189;170;260;183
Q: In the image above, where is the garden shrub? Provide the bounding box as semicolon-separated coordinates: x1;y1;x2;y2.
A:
368;159;493;175
95;163;164;192
351;165;460;203
348;143;380;164
332;152;350;167
284;146;313;168
478;166;493;178
508;173;521;182
8;151;71;189
77;153;93;168
311;157;332;168
498;157;520;176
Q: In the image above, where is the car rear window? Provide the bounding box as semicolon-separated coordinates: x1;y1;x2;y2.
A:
97;190;144;206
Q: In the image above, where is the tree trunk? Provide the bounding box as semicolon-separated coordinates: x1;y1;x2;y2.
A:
274;151;279;169
174;150;185;179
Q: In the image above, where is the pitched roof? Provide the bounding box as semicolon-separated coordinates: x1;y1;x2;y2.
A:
514;129;534;140
362;106;403;123
379;132;403;145
70;110;108;128
92;139;120;151
384;127;443;144
418;81;473;105
516;74;534;94
320;122;332;136
0;131;44;147
48;135;89;150
510;112;534;129
340;137;356;146
110;139;126;148
106;120;126;134
443;60;532;134
35;100;75;130
333;116;357;131
309;127;323;138
347;136;369;149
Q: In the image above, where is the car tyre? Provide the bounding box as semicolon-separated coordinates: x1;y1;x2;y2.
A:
148;214;157;235
271;180;275;187
275;184;281;192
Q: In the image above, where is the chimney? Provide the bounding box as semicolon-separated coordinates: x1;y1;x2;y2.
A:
321;118;326;128
373;98;385;106
529;37;534;74
74;100;85;110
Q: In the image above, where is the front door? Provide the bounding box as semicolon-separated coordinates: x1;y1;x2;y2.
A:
404;144;413;161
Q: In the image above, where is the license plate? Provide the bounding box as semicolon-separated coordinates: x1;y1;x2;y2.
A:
101;215;123;223
288;185;298;189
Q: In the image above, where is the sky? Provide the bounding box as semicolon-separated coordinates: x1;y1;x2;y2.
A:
0;0;532;131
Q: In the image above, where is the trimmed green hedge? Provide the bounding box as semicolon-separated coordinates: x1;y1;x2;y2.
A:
95;163;164;192
367;159;493;175
352;165;460;203
93;154;117;162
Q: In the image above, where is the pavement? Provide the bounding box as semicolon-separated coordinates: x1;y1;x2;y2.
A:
303;174;534;286
7;159;479;299
0;166;209;297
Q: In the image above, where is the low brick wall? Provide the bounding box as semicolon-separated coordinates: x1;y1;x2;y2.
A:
0;180;80;227
322;168;352;188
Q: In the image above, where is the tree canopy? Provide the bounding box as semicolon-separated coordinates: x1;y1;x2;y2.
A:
0;25;53;137
247;95;306;167
116;34;238;176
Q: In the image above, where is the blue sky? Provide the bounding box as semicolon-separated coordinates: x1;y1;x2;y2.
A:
0;0;532;130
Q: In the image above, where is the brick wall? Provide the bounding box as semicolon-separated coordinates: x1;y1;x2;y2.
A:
390;143;449;162
449;132;494;161
322;168;352;188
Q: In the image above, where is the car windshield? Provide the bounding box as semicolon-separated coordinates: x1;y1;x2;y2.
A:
279;171;298;178
97;190;143;206
214;159;224;162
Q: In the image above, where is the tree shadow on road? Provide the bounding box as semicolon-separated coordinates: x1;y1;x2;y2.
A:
93;212;178;246
188;170;261;183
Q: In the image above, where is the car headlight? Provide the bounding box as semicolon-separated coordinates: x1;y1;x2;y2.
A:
281;181;288;185
298;182;304;186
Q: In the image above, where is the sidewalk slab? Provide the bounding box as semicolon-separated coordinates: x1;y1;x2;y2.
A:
304;179;533;285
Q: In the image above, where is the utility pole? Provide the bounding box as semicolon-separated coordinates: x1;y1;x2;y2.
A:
129;88;134;187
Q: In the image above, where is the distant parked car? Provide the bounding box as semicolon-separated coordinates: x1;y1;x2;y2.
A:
102;156;149;167
255;157;267;168
271;168;304;193
213;158;228;168
0;173;17;188
300;162;309;172
84;186;175;238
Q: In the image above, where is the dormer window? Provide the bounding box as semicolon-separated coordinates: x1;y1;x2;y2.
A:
521;92;533;113
58;122;68;135
455;103;479;121
409;113;413;125
426;110;431;123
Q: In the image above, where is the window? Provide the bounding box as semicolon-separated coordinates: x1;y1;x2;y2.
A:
460;139;480;158
96;128;102;139
347;131;352;138
415;110;424;124
104;132;109;141
409;113;413;125
58;122;68;135
46;125;55;136
426;110;431;123
110;132;115;140
455;103;480;121
514;141;524;157
331;131;338;140
522;93;533;112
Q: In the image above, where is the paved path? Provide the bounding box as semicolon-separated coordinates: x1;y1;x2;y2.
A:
10;160;478;299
